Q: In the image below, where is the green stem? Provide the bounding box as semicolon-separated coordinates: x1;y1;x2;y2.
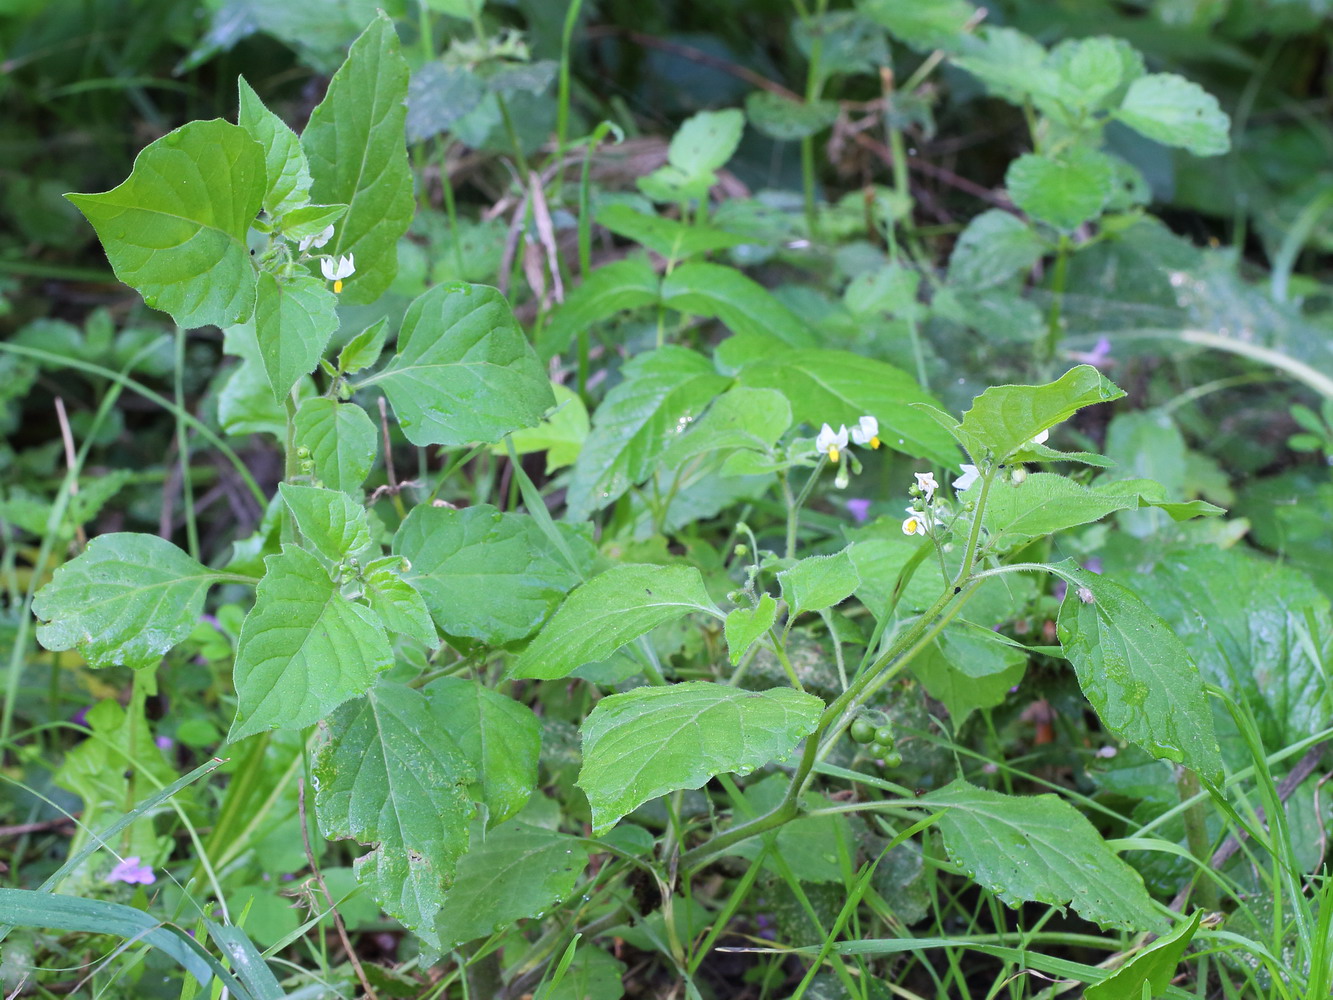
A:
1176;766;1220;911
1042;234;1072;365
174;326;200;561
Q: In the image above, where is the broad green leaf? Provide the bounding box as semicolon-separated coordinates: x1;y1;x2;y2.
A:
984;473;1139;548
1055;560;1222;781
537;258;661;359
292;397;377;493
1114;73;1230;157
1006;149;1114;231
434;821;591;948
394;504;592;646
511;564;720;680
277;483;370;562
302;13;414;304
953;27;1060;106
729;774;853;883
314;679;474;949
360;556;436;646
1048;36;1135;111
425;677;541;827
406;61;485;142
954;365;1124;463
491;383;589;473
657;386;792;469
725;594;777;665
1085;910;1200;1000
33;533;221;670
736;349;958;465
844;262;922;319
66;119;264;329
237;76;312;218
534;945;626;1000
337;317;389;375
912;626;1026;724
925;779;1167;932
253;271;339;402
1092;478;1225;521
564;347;729;519
856;0;977;52
595;204;748;260
279;203;347;241
230;545;393;741
668;108;744;175
778;547;861;618
578;682;824;834
661;262;818;348
368;282;555;447
745;91;839;141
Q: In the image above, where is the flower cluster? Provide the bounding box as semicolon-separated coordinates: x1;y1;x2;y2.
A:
816;416;880;464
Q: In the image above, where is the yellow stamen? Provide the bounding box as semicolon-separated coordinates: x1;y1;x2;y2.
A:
829;446;840;463
333;279;344;293
870;436;881;449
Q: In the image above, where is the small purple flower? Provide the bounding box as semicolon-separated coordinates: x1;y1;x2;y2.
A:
107;856;155;885
1070;336;1112;367
1083;557;1103;575
70;707;90;728
154;735;174;752
846;498;871;523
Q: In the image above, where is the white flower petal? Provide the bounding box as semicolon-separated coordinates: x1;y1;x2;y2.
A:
954;464;980;492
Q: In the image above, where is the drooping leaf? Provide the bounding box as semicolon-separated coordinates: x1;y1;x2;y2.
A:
578;682;824;834
1055;560;1223;781
954;365;1124;463
511;564;720;680
301;12;414;303
925;779;1167;932
237;76;312;218
33;533;222;670
394;504;592;646
406;60;485;142
911;625;1027;724
595;205;748;261
778;547;861;618
537;258;660;360
434;821;592;948
660;262;818;348
736;349;958;465
66;120;264;329
668;109;745;175
292;397;378;494
314;679;475;949
360;555;437;647
1114;73;1231;156
369;282;555;447
564;347;730;519
725;594;777;666
425;676;541;827
1084;910;1201;1000
229;545;393;740
745;91;839;141
277;483;371;562
253;272;339;402
1006;149;1114;231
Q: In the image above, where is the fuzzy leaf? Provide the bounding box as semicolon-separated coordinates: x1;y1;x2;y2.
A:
292;398;378;494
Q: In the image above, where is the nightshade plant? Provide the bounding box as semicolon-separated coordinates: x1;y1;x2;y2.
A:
9;4;1331;998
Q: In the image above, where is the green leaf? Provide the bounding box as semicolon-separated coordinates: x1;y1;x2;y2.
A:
492;383;589;473
912;626;1027;725
237;76;312;218
434;821;591;949
1048;36;1135;111
407;61;485;142
302;12;414;304
534;945;626;1000
33;533;221;670
254;272;339;402
668;108;745;175
66;119;264;329
954;365;1124;463
1006;149;1114;231
337;318;389;375
292;397;377;494
657;386;792;469
277;483;371;562
393;504;592;646
577;682;824;834
729;774;853;883
425;677;541;827
537;258;661;359
369;282;555;447
1084;910;1200;1000
360;556;436;646
778;546;861;618
661;262;818;348
314;679;475;949
1055;560;1222;781
279;203;347;241
229;545;392;741
925;779;1167;932
736;349;958;465
1092;478;1225;521
856;0;978;52
564;347;730;519
1114;73;1230;157
745;91;839;141
725;594;777;666
511;564;719;681
984;473;1139;548
953;27;1058;106
596;204;748;260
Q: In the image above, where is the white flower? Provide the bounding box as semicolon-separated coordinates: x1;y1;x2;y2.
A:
320;254;355;293
902;512;928;536
914;472;938;502
298;224;335;252
1031;428;1050;446
954;464;980;492
816;423;849;463
850;415;880;449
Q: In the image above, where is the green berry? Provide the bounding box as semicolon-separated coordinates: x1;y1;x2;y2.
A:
874;725;895;747
869;741;892;758
881;750;903;768
849;719;876;744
